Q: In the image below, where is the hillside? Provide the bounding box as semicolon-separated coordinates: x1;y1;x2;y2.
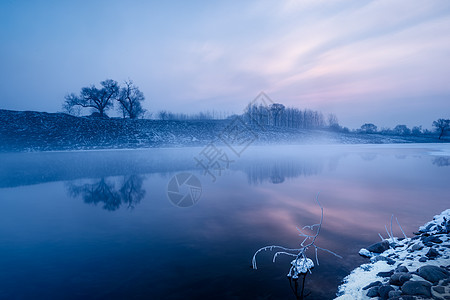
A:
0;109;445;152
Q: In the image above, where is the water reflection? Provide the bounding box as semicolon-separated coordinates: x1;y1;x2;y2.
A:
243;160;323;185
432;156;450;167
289;275;310;300
1;145;447;189
66;175;145;211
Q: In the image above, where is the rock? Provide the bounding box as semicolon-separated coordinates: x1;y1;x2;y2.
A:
395;265;409;273
377;270;394;277
401;280;432;298
366;286;379;297
390;272;412;286
366;240;390;253
418;257;427;262
418;265;450;283
422;235;443;244
388;290;402;298
425;248;440;259
410;243;423;252
433;286;445;294
371;255;396;265
359;248;372;258
378;285;394;299
363;281;382;290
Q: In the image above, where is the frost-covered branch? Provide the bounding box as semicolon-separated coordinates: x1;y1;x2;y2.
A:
378;214;408;242
252;194;342;279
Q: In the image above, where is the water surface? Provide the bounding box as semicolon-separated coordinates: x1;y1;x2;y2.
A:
0;144;449;299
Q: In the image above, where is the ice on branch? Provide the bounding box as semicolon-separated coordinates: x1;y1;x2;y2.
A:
251;194;342;279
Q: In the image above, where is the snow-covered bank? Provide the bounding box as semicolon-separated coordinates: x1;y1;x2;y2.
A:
336;210;450;299
0;109;447;152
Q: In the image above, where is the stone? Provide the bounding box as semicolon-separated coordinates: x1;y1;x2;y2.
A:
390;272;412;286
377;270;394;277
418;257;427;262
401;280;432;298
433;286;445;294
410;243;423;252
388;290;402;298
422;235;443;244
395;265;409;273
366;286;379;297
418;265;450;283
363;281;382;290
371;255;396;265
426;248;439;259
359;248;372;258
378;285;394;299
367;240;390;253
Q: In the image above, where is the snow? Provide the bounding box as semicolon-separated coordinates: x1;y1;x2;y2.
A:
419;209;450;233
335;261;392;300
335;209;450;299
358;248;372;258
290;258;314;277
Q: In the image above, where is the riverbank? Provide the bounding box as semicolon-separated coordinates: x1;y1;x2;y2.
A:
336;210;450;299
0;109;447;152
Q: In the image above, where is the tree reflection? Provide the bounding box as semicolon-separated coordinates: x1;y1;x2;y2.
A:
67;175;146;211
245;160;323;185
289;274;310;299
432;156;450;167
119;175;146;209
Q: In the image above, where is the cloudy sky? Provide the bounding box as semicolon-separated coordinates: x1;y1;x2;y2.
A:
1;0;449;129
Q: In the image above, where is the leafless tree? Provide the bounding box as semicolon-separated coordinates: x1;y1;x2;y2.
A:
64;79;119;117
117;80;146;119
432;118;450;139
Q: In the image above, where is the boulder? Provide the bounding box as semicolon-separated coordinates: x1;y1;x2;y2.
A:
378;285;394;299
363;281;382;290
417;265;450;283
425;247;439;259
389;272;412;286
377;270;394;277
422;235;443;244
366;240;390;253
395;265;409;273
401;280;431;298
366;286;379;297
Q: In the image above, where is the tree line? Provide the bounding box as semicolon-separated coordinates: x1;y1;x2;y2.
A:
358;119;450;139
63;80;448;139
244;103;327;129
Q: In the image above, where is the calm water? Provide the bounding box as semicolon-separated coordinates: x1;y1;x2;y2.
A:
0;144;449;299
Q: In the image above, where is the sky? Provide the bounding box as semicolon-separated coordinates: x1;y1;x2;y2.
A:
0;0;449;129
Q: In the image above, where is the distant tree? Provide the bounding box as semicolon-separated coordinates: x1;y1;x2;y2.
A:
158;110;169;120
64;79;119;117
360;123;377;134
411;126;422;135
393;125;411;136
327;113;338;125
270;103;285;126
117;80;145;119
327;113;341;131
432;119;450;139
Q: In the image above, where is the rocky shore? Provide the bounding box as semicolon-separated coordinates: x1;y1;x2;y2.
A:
336;210;450;300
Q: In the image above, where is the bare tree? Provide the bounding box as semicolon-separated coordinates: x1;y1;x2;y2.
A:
117;80;146;119
432;118;450;139
64;79;119;117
